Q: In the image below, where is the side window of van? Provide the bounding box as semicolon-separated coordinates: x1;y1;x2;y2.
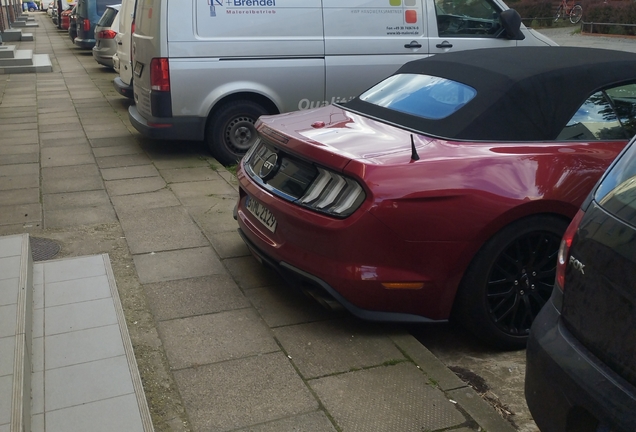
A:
435;0;502;37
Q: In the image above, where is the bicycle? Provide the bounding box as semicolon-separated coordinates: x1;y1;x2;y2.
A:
554;0;583;24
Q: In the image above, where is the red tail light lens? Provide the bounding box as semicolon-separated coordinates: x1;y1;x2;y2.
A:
150;58;170;92
97;29;117;39
83;18;90;32
556;209;585;291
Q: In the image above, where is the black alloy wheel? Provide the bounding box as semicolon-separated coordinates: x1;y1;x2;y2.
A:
453;216;568;350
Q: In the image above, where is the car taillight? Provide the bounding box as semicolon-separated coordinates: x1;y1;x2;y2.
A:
98;29;117;39
299;167;365;217
150;58;170;92
83;18;90;32
556;209;585;291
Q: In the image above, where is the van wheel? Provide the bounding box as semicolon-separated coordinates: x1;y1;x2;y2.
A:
452;215;568;350
207;100;268;166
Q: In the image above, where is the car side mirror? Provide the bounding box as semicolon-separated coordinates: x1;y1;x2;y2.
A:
500;9;525;41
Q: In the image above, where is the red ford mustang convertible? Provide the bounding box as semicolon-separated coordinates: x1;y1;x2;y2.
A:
235;47;636;349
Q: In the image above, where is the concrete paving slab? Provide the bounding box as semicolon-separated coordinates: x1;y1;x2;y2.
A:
133;246;226;284
0;375;12;426
90;136;141;148
101;164;160;180
86;128;135;140
235;411;337;432
0;336;15;376
0;304;17;338
149;156;212;171
41;152;95;168
169;180;237;203
159;167;222;184
0;122;37;131
39;137;90;148
0;163;39;177
246;284;338;328
38;130;86;142
42;175;104;194
144;275;250;321
174;352;318;432
0;153;39;165
0;129;38;141
39;121;82;133
0;144;39;155
43;190;111;211
41;144;92;160
0;203;41;226
447;387;517;432
0;188;39;205
274;319;406;379
206;230;250;259
96;153;153;169
43;205;117;228
111;189;181;212
92;145;145;158
117;206;208;254
223;256;284;290
310;363;466;432
158;308;278;369
105;177;166;196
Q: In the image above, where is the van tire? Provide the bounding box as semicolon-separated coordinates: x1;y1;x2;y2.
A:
207;100;268;166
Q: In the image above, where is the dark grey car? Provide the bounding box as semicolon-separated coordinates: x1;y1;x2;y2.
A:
525;132;636;432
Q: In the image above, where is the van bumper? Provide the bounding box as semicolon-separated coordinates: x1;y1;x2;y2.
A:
113;77;134;99
129;105;205;141
74;38;96;50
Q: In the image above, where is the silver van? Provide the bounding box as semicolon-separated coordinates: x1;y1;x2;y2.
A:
130;0;555;165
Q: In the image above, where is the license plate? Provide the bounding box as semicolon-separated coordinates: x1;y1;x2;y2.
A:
246;196;277;233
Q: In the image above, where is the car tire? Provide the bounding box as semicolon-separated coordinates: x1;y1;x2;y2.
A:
452;215;568;350
29;7;36;11
206;100;268;166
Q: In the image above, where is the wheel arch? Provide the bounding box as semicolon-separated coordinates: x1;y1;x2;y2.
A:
204;89;281;130
441;200;576;317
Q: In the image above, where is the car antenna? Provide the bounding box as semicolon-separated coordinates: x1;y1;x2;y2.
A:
411;134;420;161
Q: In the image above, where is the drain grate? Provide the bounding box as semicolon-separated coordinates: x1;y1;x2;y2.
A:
30;237;61;262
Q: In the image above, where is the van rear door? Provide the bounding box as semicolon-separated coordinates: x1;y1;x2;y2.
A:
323;0;428;106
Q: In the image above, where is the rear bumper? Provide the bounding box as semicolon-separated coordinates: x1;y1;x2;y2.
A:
74;37;95;49
525;295;636;432
128;105;205;141
113;76;133;99
237;227;441;324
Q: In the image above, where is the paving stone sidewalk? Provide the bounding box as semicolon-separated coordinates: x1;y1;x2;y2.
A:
0;13;526;432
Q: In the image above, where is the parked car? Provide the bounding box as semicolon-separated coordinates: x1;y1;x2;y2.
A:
92;4;120;68
128;0;556;166
60;3;76;30
235;46;636;349
112;0;136;98
23;1;38;11
525;134;636;432
75;0;121;49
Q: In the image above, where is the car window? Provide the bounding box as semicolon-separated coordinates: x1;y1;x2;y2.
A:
359;74;476;120
96;0;111;16
595;140;636;225
97;6;118;26
434;0;502;37
557;90;628;141
605;83;636;138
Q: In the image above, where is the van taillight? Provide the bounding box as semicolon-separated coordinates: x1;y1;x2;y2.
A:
150;58;170;92
556;209;585;291
83;18;90;32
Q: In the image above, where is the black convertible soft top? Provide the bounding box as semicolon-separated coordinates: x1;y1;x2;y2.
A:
343;47;636;141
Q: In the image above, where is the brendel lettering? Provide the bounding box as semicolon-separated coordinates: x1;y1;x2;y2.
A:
230;0;276;6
